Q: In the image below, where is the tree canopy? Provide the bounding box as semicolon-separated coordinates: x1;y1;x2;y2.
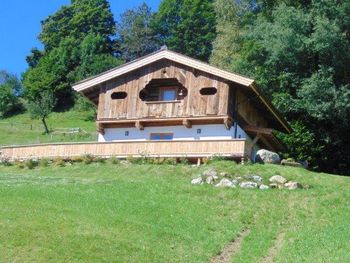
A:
153;0;217;61
211;0;350;174
23;0;122;108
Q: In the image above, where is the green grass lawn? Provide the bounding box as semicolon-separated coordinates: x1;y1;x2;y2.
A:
0;110;96;147
0;161;349;262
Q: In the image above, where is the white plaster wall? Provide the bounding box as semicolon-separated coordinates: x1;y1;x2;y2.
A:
98;123;248;142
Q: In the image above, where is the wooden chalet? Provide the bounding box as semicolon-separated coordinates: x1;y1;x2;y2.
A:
0;48;291;161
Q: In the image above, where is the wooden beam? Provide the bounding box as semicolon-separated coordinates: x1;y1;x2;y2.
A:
97;123;105;135
251;134;261;146
182;119;192;128
224;117;233;130
135;121;144;130
243;125;273;135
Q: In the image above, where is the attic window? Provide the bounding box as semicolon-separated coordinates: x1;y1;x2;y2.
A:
111;92;127;100
200;87;217;95
140;78;188;102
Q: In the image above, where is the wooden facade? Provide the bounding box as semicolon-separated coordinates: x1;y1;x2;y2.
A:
0;49;291;161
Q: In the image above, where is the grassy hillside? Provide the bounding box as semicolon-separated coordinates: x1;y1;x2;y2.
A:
0;110;96;147
0;161;349;262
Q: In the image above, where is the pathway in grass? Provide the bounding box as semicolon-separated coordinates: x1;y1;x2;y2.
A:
260;232;285;263
211;228;251;263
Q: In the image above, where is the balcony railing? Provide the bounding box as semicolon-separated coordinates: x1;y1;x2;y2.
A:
0;139;252;161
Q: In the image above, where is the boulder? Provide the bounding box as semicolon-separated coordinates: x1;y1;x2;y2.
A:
202;169;219;184
259;184;269;190
231;179;239;186
191;177;203;185
245;174;263;183
284;181;302;190
255;149;281;164
269;175;287;184
219;172;230;178
215;179;236;188
239;181;258;189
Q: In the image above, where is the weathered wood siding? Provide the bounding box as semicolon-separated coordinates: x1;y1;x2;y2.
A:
1;140;248;160
97;59;231;120
236;90;267;127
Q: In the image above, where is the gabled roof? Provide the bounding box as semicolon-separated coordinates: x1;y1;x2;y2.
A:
72;49;292;133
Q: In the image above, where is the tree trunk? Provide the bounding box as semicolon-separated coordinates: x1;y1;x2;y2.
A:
42;118;49;134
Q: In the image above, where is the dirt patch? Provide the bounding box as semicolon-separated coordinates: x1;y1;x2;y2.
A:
260;232;285;263
211;228;251;263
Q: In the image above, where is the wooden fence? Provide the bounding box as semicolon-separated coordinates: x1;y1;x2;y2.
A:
0;139;251;160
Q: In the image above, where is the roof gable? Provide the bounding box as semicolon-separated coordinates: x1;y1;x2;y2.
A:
72;49;291;134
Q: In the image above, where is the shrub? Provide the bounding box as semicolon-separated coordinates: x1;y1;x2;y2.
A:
25;159;38;169
163;158;177;165
94;157;106;163
0;158;12;166
39;158;49;167
82;154;94;164
71;156;84;163
109;156;120;165
53;157;65;167
15;160;25;169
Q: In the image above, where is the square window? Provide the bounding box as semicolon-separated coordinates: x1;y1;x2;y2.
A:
160;87;177;101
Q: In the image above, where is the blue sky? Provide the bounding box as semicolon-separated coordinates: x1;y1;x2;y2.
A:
0;0;160;77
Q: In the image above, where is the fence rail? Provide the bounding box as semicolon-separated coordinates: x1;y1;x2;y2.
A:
0;139;249;160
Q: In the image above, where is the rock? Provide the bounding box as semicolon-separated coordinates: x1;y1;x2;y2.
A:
239;181;258;189
269;175;287;184
202;169;219;184
219;172;230;178
231;179;239;186
205;175;218;185
215;179;236;188
245;174;263;183
255;149;281;164
120;160;129;165
284;181;302;190
259;184;269;190
191;177;203;185
202;169;218;178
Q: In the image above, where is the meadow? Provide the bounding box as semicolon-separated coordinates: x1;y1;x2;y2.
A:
0;160;349;262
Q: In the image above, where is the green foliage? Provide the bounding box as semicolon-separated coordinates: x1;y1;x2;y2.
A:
82;154;94;164
153;0;217;61
117;3;159;61
0;71;23;118
26;91;56;134
211;0;350;174
39;158;50;168
24;159;39;170
23;0;122;108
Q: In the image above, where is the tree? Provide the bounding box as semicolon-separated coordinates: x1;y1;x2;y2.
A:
0;71;22;118
23;0;122;108
117;3;159;61
210;0;350;174
26;91;57;134
153;0;217;61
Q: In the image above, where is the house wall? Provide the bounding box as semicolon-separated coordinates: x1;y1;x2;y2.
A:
97;59;231;120
98;123;248;142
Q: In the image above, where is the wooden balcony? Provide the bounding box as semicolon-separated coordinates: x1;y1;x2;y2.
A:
0;139;252;160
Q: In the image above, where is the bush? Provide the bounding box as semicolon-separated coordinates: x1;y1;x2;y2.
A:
39;158;49;167
82;154;94;164
53;157;65;167
94;157;106;163
25;159;38;169
163;158;177;165
0;158;12;166
71;156;84;163
15;160;25;169
178;157;189;165
109;156;120;165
